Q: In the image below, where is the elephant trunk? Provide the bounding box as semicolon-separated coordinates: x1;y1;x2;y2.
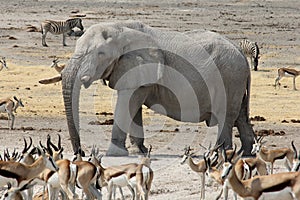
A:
62;59;82;154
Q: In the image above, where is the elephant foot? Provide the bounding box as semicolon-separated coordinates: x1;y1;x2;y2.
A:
106;143;129;156
128;144;148;155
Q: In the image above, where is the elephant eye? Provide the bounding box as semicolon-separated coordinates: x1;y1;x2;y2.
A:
98;51;105;55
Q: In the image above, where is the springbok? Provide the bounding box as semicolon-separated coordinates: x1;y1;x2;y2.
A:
89;145;153;200
50;57;65;73
0;147;58;189
0;181;36;200
251;136;294;174
0;96;24;129
0;57;7;71
180;146;207;200
274;67;300;90
221;147;300;200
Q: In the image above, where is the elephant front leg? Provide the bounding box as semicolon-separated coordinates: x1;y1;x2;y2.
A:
129;107;148;155
107;123;129;156
107;89;148;156
107;90;145;156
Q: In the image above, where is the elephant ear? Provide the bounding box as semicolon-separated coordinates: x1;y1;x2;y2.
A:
108;27;165;90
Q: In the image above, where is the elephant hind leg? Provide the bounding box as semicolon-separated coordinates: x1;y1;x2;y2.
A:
235;96;255;156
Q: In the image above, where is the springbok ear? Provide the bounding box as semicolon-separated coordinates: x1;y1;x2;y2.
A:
13;96;18;101
108;28;164;90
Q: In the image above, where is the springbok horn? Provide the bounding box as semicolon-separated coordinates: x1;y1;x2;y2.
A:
13;96;18;101
199;143;208;150
185;146;192;155
27;137;33;152
228;144;237;162
90;145;95;156
95;146;99;156
22;137;28;154
98;154;104;163
21;137;33;155
258;135;265;143
12;148;16;158
48;135;59;151
57;134;61;149
46;135;53;156
292;141;298;159
212;140;225;152
39;140;47;153
4;148;10;160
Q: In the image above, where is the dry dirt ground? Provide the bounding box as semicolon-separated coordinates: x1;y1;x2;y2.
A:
0;0;300;199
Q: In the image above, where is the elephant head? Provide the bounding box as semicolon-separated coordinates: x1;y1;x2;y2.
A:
62;22;164;154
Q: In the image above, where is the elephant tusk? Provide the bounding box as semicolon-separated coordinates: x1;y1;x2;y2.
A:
80;75;91;83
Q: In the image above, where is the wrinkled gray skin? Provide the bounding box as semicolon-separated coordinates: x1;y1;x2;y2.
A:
62;21;255;156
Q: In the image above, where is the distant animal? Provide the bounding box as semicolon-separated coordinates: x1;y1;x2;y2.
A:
0;57;7;71
239;39;260;71
274;67;300;90
51;57;65;73
0;96;24;129
41;18;84;47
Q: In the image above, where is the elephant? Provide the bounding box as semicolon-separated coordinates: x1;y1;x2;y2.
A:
61;21;255;156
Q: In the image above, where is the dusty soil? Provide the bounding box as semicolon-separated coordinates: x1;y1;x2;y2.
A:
0;0;300;199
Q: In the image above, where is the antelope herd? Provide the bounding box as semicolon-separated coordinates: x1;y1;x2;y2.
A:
0;135;155;200
7;136;300;200
181;137;300;200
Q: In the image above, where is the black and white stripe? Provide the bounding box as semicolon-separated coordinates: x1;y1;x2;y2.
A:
41;18;84;47
239;39;260;71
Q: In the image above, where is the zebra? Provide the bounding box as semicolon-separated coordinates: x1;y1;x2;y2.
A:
41;18;84;47
239;39;260;71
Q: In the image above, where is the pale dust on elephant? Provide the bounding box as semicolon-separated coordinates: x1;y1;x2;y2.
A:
61;21;255;156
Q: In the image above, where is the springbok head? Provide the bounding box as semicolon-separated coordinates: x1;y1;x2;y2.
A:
0;57;7;71
221;144;240;180
180;146;194;165
1;181;35;200
200;141;224;165
51;57;59;68
47;134;64;161
13;96;24;113
251;135;265;155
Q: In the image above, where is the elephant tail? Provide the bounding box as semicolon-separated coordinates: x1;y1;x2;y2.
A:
245;74;251;123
